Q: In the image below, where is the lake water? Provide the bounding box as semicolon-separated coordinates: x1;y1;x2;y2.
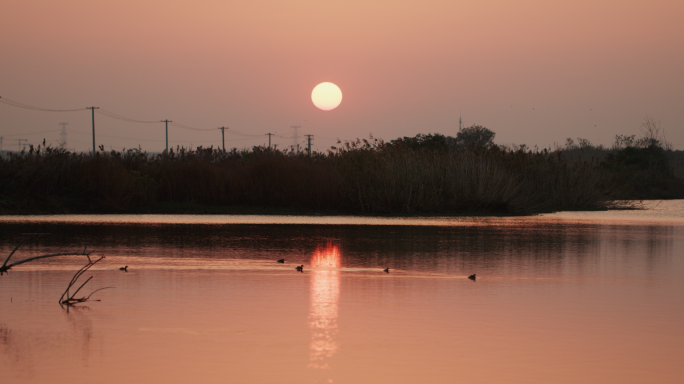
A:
1;201;683;383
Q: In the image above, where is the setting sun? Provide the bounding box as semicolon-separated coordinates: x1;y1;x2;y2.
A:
311;82;342;111
2;1;684;383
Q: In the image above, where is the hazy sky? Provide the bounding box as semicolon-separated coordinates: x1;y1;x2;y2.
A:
1;0;683;153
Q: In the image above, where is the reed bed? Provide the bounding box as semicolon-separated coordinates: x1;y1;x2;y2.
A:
0;141;618;214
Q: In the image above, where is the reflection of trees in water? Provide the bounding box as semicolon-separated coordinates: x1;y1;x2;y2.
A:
63;306;94;365
643;225;675;264
0;307;95;374
0;324;19;362
308;243;341;369
600;225;675;279
0;323;34;375
0;221;676;276
343;224;675;273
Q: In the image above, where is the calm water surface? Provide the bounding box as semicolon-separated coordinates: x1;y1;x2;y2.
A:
1;201;683;383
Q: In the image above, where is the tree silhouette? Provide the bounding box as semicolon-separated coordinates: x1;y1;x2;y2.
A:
455;125;495;147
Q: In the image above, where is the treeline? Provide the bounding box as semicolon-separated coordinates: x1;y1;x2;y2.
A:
555;140;684;199
0;134;620;215
547;117;684;199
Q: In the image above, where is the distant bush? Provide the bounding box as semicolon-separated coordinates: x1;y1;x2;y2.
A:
333;137;613;213
547;116;684;199
0;136;618;215
454;125;496;147
390;133;449;151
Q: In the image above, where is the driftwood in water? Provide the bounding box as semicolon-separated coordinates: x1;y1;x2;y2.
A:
59;254;114;306
1;237;92;275
1;237;114;306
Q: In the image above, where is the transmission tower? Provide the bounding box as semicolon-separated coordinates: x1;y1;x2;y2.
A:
304;134;314;155
58;122;68;148
291;125;301;152
18;139;27;151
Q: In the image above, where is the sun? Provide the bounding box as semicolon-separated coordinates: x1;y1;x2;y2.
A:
311;82;342;111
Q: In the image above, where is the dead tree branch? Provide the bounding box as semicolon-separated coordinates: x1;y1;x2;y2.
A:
59;255;114;306
1;237;32;272
1;239;91;275
3;238;114;306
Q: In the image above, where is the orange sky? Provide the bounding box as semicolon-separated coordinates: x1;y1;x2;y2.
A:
1;0;683;152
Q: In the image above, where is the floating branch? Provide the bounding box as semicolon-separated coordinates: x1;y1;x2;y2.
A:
1;238;91;275
2;237;114;306
59;254;114;306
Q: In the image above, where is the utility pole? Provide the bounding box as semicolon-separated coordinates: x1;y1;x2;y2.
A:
162;120;172;153
459;114;462;132
87;106;99;154
304;134;314;155
265;133;275;148
58;122;68;148
218;126;226;152
18;139;27;152
0;137;3;152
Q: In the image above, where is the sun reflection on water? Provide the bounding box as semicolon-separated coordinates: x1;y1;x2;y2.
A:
308;242;341;369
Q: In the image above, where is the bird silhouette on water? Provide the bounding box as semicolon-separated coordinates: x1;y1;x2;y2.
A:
296;265;304;272
468;274;476;281
383;268;390;273
277;259;285;263
119;266;128;272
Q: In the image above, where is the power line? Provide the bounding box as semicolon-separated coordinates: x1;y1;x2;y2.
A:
0;129;61;137
60;138;89;145
0;95;269;134
73;131;257;143
0;95;341;151
169;122;214;131
225;127;263;137
167;138;257;143
0;96;87;112
96;109;159;124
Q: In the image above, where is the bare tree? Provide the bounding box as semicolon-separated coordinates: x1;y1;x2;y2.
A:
637;115;671;150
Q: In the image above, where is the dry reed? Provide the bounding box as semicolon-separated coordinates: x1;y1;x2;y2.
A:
0;141;618;214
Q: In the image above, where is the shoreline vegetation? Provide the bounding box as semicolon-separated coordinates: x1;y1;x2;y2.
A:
2;123;682;216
